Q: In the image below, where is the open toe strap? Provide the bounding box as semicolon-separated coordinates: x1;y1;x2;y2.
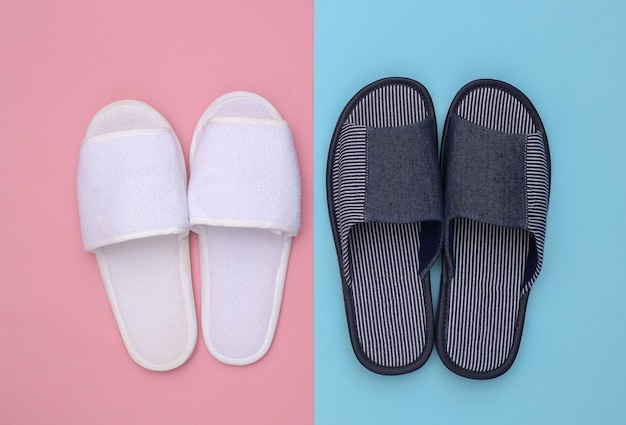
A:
188;117;300;237
443;114;549;294
78;129;189;252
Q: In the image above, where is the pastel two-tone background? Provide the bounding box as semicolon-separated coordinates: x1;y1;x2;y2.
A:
1;1;625;424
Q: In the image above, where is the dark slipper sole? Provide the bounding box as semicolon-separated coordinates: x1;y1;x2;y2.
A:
327;77;443;375
437;79;550;379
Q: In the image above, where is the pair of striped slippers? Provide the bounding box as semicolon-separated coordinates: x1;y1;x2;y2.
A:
327;77;550;379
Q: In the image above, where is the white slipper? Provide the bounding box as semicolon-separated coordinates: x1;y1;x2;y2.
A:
77;100;197;371
188;92;301;365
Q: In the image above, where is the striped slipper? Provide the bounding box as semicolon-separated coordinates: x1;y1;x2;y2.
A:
327;77;443;375
437;79;550;379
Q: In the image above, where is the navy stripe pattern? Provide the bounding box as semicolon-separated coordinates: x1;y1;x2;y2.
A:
331;122;367;285
330;82;430;368
445;86;549;372
347;84;428;127
349;222;426;367
524;133;549;294
447;219;529;371
456;86;537;134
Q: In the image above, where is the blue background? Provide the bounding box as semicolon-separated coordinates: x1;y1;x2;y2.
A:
314;0;626;423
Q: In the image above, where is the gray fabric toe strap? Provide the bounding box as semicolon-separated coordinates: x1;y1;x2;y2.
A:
444;114;528;228
364;116;442;225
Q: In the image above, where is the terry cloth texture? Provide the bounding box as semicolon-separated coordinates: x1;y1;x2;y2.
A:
437;80;550;379
327;77;443;375
78;130;189;251
188;118;300;237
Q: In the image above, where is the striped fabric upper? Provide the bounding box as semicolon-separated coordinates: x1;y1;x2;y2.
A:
329;80;436;371
443;84;550;374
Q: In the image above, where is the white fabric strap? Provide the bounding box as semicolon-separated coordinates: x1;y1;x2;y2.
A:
188;118;301;237
78;129;189;252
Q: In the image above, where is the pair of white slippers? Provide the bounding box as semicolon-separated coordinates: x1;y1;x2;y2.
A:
77;92;301;371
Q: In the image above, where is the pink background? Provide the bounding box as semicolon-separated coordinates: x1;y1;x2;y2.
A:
0;1;313;424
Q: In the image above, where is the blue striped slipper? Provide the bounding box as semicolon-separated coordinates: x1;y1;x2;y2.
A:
437;79;550;379
327;77;443;375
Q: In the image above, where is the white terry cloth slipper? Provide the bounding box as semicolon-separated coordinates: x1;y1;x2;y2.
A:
188;92;301;365
77;100;197;371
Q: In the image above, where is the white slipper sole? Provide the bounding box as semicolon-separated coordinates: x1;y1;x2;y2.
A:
188;92;300;365
78;100;197;371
